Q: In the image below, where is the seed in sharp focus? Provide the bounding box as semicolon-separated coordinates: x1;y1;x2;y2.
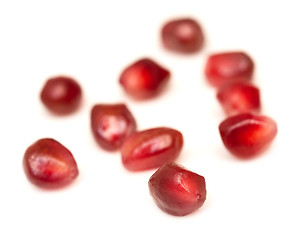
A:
91;103;137;151
149;162;207;216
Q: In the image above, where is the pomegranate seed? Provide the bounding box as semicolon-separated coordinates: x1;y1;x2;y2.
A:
219;113;277;158
205;52;254;88
23;138;79;188
119;58;170;99
40;76;82;114
161;18;204;53
217;81;260;116
91;103;137;151
121;127;183;171
149;162;206;216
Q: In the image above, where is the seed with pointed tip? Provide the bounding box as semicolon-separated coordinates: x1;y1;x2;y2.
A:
205;52;254;88
149;162;206;216
91;104;137;151
121;127;183;171
219;113;277;158
119;58;170;99
23;138;79;188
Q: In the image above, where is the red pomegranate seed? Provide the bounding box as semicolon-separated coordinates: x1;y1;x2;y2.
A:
217;81;261;116
40;76;82;114
149;162;206;216
161;18;204;53
205;52;254;88
23;138;79;188
121;127;183;171
219;113;277;158
91;103;137;151
119;58;170;99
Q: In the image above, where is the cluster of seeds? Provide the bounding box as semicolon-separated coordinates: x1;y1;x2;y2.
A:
23;17;277;217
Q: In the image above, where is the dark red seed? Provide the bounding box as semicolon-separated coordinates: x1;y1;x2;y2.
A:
23;138;79;188
217;81;260;116
149;162;206;216
161;18;204;53
119;58;170;99
205;52;254;88
40;76;82;114
219;113;277;158
121;127;183;171
91;104;137;151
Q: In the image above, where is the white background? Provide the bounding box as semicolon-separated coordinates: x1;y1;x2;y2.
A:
0;0;305;239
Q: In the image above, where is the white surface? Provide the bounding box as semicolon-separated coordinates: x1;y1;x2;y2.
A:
0;1;305;239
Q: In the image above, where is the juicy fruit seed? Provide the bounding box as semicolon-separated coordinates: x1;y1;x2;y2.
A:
40;76;82;114
119;58;170;99
91;103;137;151
23;138;79;188
149;162;206;216
205;52;254;88
121;127;183;171
161;18;204;53
219;113;277;158
217;81;260;116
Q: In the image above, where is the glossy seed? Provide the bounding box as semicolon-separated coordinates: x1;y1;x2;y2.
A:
149;162;206;216
121;127;183;171
23;138;79;188
119;58;170;99
219;113;277;158
91;103;137;151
